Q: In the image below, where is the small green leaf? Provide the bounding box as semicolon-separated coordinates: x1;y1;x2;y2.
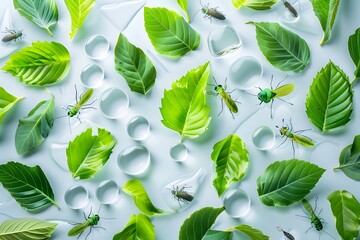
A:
348;28;360;83
305;61;353;132
0;161;59;212
202;230;232;240
327;190;360;240
114;33;156;95
160;62;211;139
248;22;310;73
122;179;164;216
0;218;57;240
67;128;116;180
13;0;58;36
232;0;277;9
211;134;249;196
144;7;200;57
113;214;155;240
0;87;23;125
179;207;224;240
15;96;54;155
257;159;325;206
310;0;341;45
228;224;269;240
64;0;96;39
1;41;71;86
177;0;190;22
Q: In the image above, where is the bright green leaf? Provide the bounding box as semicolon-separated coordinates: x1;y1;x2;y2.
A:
0;218;57;240
327;190;360;240
144;7;200;57
0;87;23;125
122;179;164;216
160;62;211;139
114;33;156;95
13;0;58;36
248;22;310;73
334;135;360;181
15;96;54;155
202;230;232;240
228;224;269;240
348;27;360;83
257;159;325;206
0;161;59;212
179;207;224;240
211;134;249;196
232;0;277;9
67;128;116;180
64;0;96;39
1;41;71;86
113;214;155;240
310;0;340;45
305;61;353;132
177;0;190;22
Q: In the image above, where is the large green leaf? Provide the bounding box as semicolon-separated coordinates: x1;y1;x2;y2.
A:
334;135;360;180
179;207;224;240
67;128;116;180
257;159;325;206
0;87;23;125
160;62;211;139
232;0;277;9
327;190;360;240
1;41;71;86
305;61;353;132
144;7;200;57
348;28;360;83
0;161;59;212
64;0;96;39
211;134;249;196
177;0;189;22
0;218;57;240
310;0;340;46
248;22;310;73
228;224;269;240
122;179;164;216
113;214;155;240
15;96;54;155
114;33;156;95
13;0;58;36
202;230;232;240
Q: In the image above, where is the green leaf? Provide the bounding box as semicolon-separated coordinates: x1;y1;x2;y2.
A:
0;87;23;125
327;190;360;240
348;28;360;83
13;0;58;36
202;230;232;240
1;41;71;86
211;134;249;196
0;218;57;240
144;7;200;57
177;0;190;22
232;0;277;10
310;0;340;46
67;128;116;180
122;179;164;216
248;22;310;73
0;161;59;212
160;62;211;139
114;33;156;95
179;207;224;240
113;214;155;240
305;61;353;132
15;96;54;155
257;159;325;206
334;135;360;181
64;0;96;39
228;224;269;240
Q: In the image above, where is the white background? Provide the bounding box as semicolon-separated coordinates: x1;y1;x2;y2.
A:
0;0;360;239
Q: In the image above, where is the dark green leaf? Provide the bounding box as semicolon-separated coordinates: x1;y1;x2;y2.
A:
348;27;360;82
202;230;232;240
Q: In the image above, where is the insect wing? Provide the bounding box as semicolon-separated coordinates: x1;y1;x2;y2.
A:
283;231;295;240
179;192;194;202
2;34;14;42
293;134;315;148
68;221;90;236
222;93;238;113
272;84;295;97
78;88;94;106
209;9;226;20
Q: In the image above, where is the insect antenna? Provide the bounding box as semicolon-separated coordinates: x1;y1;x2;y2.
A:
191;9;202;21
276;75;289;88
53;115;68;120
212;77;219;86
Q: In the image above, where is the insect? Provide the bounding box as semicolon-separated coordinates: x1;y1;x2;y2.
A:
257;76;295;118
282;0;298;18
207;78;239;119
277;226;295;240
68;208;105;240
299;198;335;240
64;86;97;122
276;119;315;157
2;27;23;43
169;185;194;206
193;0;226;21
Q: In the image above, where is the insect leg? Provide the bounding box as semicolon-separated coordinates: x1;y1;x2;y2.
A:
75;85;79;103
84;227;92;240
229;107;235;119
205;90;218;96
93;226;106;230
276;75;288;89
77;230;85;239
314;197;318;213
77;112;83;124
217;99;224;116
276;136;288;149
277;97;294;105
293;129;311;134
270;75;274;89
84;99;98;106
291;140;295;158
322;229;336;240
305;225;313;233
224;77;228;90
270;99;274;119
83;212;87;220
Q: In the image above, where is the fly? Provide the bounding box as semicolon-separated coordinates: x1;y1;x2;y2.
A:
277;226;295;240
282;0;298;18
169;185;194;206
2;28;23;43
